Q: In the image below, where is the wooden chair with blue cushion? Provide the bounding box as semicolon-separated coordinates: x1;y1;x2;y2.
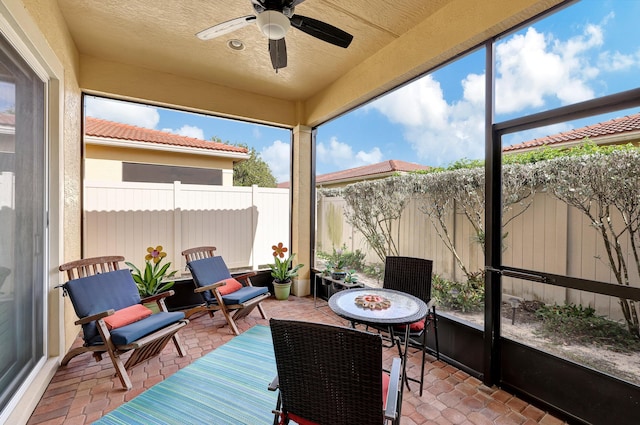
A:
269;319;402;425
58;256;188;390
182;246;270;335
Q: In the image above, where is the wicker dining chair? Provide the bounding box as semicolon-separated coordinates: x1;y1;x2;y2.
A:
269;318;402;425
373;256;439;396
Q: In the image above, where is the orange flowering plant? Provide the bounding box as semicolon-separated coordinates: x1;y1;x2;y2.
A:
269;242;304;283
125;245;177;297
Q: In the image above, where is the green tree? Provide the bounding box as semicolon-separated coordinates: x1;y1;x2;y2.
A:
217;140;277;187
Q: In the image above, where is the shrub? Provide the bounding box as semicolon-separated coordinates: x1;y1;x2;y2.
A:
432;274;484;313
535;303;640;353
317;245;366;271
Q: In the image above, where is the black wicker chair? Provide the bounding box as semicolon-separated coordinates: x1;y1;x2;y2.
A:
268;319;402;425
372;256;439;396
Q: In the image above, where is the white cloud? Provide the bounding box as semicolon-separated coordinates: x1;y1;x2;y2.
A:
365;19;617;167
369;76;485;167
261;139;290;183
495;25;602;114
369;75;449;129
316;136;383;170
598;50;640;72
85;97;160;129
161;124;204;139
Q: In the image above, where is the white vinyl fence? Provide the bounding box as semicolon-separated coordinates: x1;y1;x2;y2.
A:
84;181;290;274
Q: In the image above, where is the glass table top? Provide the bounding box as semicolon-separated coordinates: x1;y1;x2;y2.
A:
328;287;427;325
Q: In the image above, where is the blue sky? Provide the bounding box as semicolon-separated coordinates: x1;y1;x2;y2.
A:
85;0;640;183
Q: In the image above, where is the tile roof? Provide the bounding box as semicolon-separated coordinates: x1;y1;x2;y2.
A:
85;117;248;154
278;159;430;187
316;159;430;184
0;112;15;125
503;112;640;152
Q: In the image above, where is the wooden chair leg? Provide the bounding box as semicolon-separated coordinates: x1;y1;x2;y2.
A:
110;352;133;390
97;321;133;390
221;306;240;335
257;303;267;319
172;333;186;357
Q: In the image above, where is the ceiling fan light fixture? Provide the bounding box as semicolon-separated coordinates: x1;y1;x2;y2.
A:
256;10;290;40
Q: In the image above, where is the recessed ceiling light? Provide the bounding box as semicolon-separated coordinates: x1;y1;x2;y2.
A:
227;39;245;51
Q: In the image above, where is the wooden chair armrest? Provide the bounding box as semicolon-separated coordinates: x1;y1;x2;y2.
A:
384;357;402;422
141;290;176;303
194;281;225;293
233;271;258;286
268;375;279;391
75;309;114;325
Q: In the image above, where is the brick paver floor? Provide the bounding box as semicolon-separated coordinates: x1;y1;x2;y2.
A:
27;295;567;424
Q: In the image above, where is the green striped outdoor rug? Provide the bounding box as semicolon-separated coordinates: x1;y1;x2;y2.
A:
94;325;278;425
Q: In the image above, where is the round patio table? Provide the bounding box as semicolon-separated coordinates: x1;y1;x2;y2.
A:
328;287;428;396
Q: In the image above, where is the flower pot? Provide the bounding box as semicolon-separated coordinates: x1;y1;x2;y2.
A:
273;280;292;300
331;270;347;280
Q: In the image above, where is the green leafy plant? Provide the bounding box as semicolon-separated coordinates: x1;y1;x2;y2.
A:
319;244;365;272
432;274;484;313
344;270;359;284
125;245;177;297
269;242;304;283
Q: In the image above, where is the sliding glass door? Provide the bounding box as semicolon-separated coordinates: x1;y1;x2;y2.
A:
0;31;46;413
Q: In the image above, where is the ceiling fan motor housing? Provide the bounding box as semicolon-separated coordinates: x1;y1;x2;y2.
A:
256;10;290;40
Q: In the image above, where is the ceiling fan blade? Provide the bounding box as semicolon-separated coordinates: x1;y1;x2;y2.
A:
290;15;353;48
196;15;256;40
269;38;287;70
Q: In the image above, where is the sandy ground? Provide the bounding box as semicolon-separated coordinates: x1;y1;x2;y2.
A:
355;273;640;385
449;303;640;385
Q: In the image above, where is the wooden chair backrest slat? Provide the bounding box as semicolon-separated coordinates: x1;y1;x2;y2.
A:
181;246;216;263
59;256;125;281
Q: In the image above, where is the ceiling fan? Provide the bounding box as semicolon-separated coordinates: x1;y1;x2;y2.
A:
196;0;353;71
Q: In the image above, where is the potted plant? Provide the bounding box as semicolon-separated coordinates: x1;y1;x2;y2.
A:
327;245;349;280
344;269;359;284
269;242;304;300
125;245;177;302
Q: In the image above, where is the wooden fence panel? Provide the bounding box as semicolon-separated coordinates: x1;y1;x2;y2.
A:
317;190;638;322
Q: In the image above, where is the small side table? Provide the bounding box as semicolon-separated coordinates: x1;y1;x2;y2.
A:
313;271;364;308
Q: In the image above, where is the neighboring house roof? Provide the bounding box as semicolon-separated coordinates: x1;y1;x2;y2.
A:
0;112;14;125
278;159;430;188
85;117;248;155
504;112;640;152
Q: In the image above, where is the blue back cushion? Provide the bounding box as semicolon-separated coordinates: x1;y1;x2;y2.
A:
63;269;141;345
187;257;233;304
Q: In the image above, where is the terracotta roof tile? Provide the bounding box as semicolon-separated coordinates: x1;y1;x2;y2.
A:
316;159;429;184
85;117;248;154
0;113;15;125
277;160;430;186
503;112;640;152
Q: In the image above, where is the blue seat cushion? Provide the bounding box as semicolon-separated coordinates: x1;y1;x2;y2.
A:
110;311;185;345
221;286;268;304
63;269;141;345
